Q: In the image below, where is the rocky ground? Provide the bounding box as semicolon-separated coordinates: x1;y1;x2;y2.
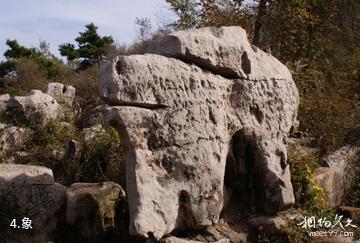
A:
0;26;359;243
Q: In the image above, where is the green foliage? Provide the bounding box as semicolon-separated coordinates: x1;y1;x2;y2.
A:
165;0;202;29
3;39;35;59
294;51;360;149
0;39;62;79
31;119;74;149
9;120;78;184
6;58;47;96
77;123;126;186
165;0;253;31
0;22;124;211
201;0;251;28
0;40;70;96
287;145;328;212
59;23;114;69
261;0;337;60
17;116;126;187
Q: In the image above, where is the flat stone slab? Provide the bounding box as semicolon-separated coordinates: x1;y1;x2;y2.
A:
0;164;54;185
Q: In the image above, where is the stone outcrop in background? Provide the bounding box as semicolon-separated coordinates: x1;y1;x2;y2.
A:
1;82;76;126
99;26;299;239
7;90;63;124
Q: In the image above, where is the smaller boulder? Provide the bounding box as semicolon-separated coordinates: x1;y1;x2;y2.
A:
43;82;75;107
66;182;126;240
313;167;343;208
7;90;63;123
314;146;360;207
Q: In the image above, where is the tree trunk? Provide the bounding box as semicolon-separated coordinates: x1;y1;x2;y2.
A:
252;0;268;46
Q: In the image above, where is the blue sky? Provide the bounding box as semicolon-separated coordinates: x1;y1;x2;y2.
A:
0;0;174;60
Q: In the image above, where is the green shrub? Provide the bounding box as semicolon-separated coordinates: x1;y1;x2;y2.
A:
287;145;329;213
31;119;75;149
4;58;47;96
78;124;126;186
293;47;360;151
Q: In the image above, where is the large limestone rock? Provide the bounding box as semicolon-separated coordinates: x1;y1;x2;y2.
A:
7;90;63;123
66;182;126;240
0;164;66;243
99;26;299;240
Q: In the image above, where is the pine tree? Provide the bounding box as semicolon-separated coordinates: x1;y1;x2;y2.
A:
59;23;114;69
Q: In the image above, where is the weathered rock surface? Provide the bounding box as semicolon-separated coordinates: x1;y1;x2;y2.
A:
66;182;126;239
324;146;360;174
0;126;33;153
83;124;105;145
43;82;76;106
0;94;10;112
313;167;343;207
142;26;292;81
0;164;66;243
7;90;63;123
99;26;299;239
314;146;360;207
0;163;54;183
